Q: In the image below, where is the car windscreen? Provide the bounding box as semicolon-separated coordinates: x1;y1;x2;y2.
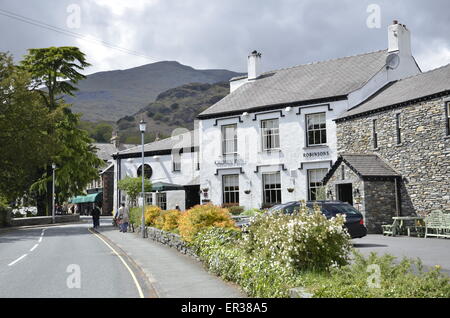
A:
321;204;361;217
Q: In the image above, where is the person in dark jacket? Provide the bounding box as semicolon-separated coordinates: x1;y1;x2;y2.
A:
92;204;101;229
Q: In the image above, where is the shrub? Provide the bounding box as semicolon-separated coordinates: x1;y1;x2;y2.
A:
154;209;181;232
240;208;262;217
144;205;162;226
226;205;245;216
299;252;450;298
129;207;141;226
243;204;352;272
178;204;236;242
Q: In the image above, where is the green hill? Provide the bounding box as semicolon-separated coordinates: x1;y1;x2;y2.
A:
116;81;230;144
67;61;242;122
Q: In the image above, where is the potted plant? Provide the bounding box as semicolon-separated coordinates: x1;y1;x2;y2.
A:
244;189;251;195
287;187;295;193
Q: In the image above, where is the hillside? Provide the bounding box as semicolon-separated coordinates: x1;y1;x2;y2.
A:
116;82;230;144
67;61;242;122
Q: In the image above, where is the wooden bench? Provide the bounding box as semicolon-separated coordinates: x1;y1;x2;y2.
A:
425;210;450;239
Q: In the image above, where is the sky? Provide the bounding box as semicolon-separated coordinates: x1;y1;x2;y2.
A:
0;0;449;75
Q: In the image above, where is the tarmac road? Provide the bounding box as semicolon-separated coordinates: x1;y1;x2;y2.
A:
0;221;153;298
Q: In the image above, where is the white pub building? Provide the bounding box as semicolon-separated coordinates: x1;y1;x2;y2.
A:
114;21;422;211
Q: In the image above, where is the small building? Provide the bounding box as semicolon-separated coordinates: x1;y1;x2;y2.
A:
112;130;200;212
324;64;450;233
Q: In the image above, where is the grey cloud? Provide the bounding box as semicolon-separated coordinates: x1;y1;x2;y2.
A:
0;0;448;73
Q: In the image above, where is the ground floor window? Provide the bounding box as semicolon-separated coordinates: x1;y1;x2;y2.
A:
308;169;328;201
156;193;167;210
263;172;282;207
223;174;239;205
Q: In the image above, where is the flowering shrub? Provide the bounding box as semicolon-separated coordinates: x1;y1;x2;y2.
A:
178;204;236;242
155;209;181;232
243;204;352;272
144;205;162;226
240;208;262;217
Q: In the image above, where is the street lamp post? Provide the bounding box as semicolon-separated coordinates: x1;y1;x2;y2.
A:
52;163;56;224
139;120;147;238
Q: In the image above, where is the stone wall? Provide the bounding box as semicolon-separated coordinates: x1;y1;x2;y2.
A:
363;180;397;233
336;95;450;215
146;227;198;259
9;214;80;227
102;169;114;216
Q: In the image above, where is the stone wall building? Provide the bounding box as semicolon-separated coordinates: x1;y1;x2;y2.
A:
324;64;450;233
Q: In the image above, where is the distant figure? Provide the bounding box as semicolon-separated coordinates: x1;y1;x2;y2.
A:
118;203;130;233
91;204;101;229
175;205;181;211
70;205;75;214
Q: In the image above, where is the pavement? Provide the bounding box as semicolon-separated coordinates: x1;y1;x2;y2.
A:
95;221;245;298
0;220;154;298
353;235;450;274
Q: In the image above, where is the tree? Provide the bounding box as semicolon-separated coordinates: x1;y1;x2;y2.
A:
20;47;101;215
0;52;52;201
117;177;152;206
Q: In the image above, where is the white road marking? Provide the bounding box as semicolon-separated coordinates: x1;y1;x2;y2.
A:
88;228;145;298
38;236;43;243
30;244;39;252
8;254;28;266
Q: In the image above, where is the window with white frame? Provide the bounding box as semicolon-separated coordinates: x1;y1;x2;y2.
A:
307;169;328;201
261;119;280;150
156;193;167;210
221;124;237;160
262;172;282;207
222;174;239;205
306;113;327;146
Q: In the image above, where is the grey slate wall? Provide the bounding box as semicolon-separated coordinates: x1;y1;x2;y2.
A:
336;95;450;216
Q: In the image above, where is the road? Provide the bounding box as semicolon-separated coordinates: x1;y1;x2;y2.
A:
0;220;152;298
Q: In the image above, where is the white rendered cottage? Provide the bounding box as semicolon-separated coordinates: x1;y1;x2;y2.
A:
112;130;200;212
197;21;421;210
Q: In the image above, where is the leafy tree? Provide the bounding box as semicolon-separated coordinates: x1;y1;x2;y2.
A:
20;47;102;215
0;52;52;201
117;177;152;206
92;123;113;143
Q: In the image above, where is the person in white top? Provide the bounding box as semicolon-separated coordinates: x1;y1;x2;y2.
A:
118;203;130;233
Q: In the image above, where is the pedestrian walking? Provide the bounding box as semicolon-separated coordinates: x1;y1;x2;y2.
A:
92;204;101;229
118;203;130;233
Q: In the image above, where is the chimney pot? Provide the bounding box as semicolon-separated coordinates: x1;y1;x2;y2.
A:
393;20;398;24
248;50;262;80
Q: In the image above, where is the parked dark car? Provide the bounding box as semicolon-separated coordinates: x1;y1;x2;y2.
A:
238;201;367;239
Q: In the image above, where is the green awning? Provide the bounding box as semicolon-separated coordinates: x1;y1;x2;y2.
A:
151;182;184;192
70;192;103;204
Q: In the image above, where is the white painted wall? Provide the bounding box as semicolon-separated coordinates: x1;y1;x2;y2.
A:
199;101;351;210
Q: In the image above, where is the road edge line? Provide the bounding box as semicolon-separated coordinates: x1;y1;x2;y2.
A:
88;228;145;298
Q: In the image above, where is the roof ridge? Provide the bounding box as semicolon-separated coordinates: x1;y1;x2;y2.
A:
388;62;450;83
260;49;387;75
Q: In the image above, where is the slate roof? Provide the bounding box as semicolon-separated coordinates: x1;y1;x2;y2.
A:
116;130;198;157
323;154;400;184
198;50;389;118
93;143;136;161
338;63;450;120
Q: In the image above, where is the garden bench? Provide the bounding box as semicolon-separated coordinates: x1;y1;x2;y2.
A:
425;210;450;239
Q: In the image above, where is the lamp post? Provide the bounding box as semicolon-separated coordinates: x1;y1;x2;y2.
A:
51;163;56;224
139;120;147;238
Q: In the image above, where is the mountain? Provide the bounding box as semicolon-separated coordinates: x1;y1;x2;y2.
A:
67;61;243;122
116;82;230;144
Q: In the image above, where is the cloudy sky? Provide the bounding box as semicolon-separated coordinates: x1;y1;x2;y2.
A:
0;0;449;75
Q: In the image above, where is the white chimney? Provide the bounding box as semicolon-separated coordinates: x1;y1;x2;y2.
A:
247;50;262;80
388;20;412;56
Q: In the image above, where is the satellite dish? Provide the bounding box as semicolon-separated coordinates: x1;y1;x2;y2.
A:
386;53;400;70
